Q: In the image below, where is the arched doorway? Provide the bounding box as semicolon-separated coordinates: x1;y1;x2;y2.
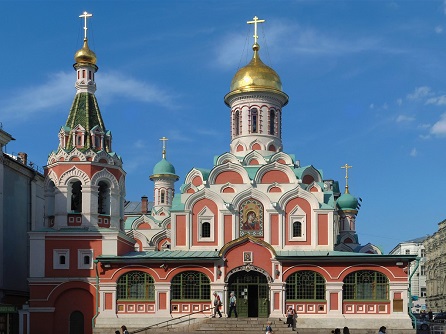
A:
69;311;84;334
227;270;269;317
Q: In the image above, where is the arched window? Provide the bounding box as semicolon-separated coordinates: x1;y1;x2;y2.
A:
286;270;326;300
292;221;302;237
269;109;275;135
343;270;389;300
235;110;240;136
201;222;211;238
251;108;258;133
171;271;210;300
98;181;110;215
94;135;101;149
160;190;166;204
117;271;155;300
70;180;82;212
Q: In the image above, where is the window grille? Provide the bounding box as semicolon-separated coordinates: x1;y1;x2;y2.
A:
171;271;210;300
286;270;326;300
343;270;389;300
201;222;211;238
117;271;155;300
293;221;302;237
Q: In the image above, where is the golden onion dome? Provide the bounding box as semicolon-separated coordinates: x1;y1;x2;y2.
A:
74;38;97;65
229;43;282;93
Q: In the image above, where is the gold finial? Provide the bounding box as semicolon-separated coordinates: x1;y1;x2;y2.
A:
79;11;93;40
247;16;265;45
341;163;352;194
160;137;168;159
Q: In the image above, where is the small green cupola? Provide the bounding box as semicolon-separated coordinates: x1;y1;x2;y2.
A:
152;158;177;177
337;163;358;211
150;137;179;181
337;192;358;211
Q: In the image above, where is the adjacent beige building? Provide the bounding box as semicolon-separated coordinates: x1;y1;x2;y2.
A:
424;219;446;312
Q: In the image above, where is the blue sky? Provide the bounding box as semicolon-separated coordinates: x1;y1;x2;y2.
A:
2;0;446;253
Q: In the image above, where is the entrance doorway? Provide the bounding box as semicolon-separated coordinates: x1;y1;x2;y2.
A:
227;271;269;318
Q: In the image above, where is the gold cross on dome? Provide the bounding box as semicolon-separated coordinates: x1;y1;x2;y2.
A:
160;137;168;159
341;163;352;192
79;11;93;40
247;16;265;45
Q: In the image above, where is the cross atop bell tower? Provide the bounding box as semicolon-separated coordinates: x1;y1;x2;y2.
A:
247;16;265;45
79;11;93;40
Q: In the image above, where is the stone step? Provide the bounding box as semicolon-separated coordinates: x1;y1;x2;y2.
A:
122;317;417;334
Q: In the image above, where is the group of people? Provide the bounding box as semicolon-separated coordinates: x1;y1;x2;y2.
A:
114;325;129;334
212;291;238;318
332;326;386;333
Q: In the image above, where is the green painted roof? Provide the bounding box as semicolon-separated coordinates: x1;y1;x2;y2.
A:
98;250;220;262
124;216;139;230
171;195;185;211
245;166;260;179
196;168;210;181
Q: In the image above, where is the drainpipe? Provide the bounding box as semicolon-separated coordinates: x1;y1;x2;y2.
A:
408;257;420;329
92;260;100;329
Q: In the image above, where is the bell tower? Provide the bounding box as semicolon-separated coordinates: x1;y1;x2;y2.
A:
44;11;126;231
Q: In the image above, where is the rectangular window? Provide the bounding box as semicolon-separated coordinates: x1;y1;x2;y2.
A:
53;249;69;269
420;265;425;276
78;249;94;269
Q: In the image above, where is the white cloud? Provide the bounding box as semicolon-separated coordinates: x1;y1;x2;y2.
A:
133;140;147;149
407;86;432;100
426;95;446;105
97;71;177;108
410;148;417;157
1;72;73;122
396;115;415;122
215;19;400;68
431;113;446;136
396;98;403;106
0;70;177;122
369;103;375;109
435;25;443;34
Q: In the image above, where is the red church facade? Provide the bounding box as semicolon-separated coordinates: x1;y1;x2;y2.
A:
23;13;416;334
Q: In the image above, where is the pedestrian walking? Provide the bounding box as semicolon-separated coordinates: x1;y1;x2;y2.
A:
286;306;295;327
228;291;238;318
212;292;222;318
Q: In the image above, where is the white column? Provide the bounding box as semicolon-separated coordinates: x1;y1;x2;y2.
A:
54;186;68;228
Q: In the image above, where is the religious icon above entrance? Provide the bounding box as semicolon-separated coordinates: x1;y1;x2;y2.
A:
239;199;264;237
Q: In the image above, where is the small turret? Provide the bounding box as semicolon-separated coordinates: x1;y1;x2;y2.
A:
150;137;178;220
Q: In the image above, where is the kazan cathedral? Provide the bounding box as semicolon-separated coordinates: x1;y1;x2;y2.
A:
24;13;416;334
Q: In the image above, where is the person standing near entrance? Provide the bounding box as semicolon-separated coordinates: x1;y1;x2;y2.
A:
228;291;238;318
212;292;222;318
